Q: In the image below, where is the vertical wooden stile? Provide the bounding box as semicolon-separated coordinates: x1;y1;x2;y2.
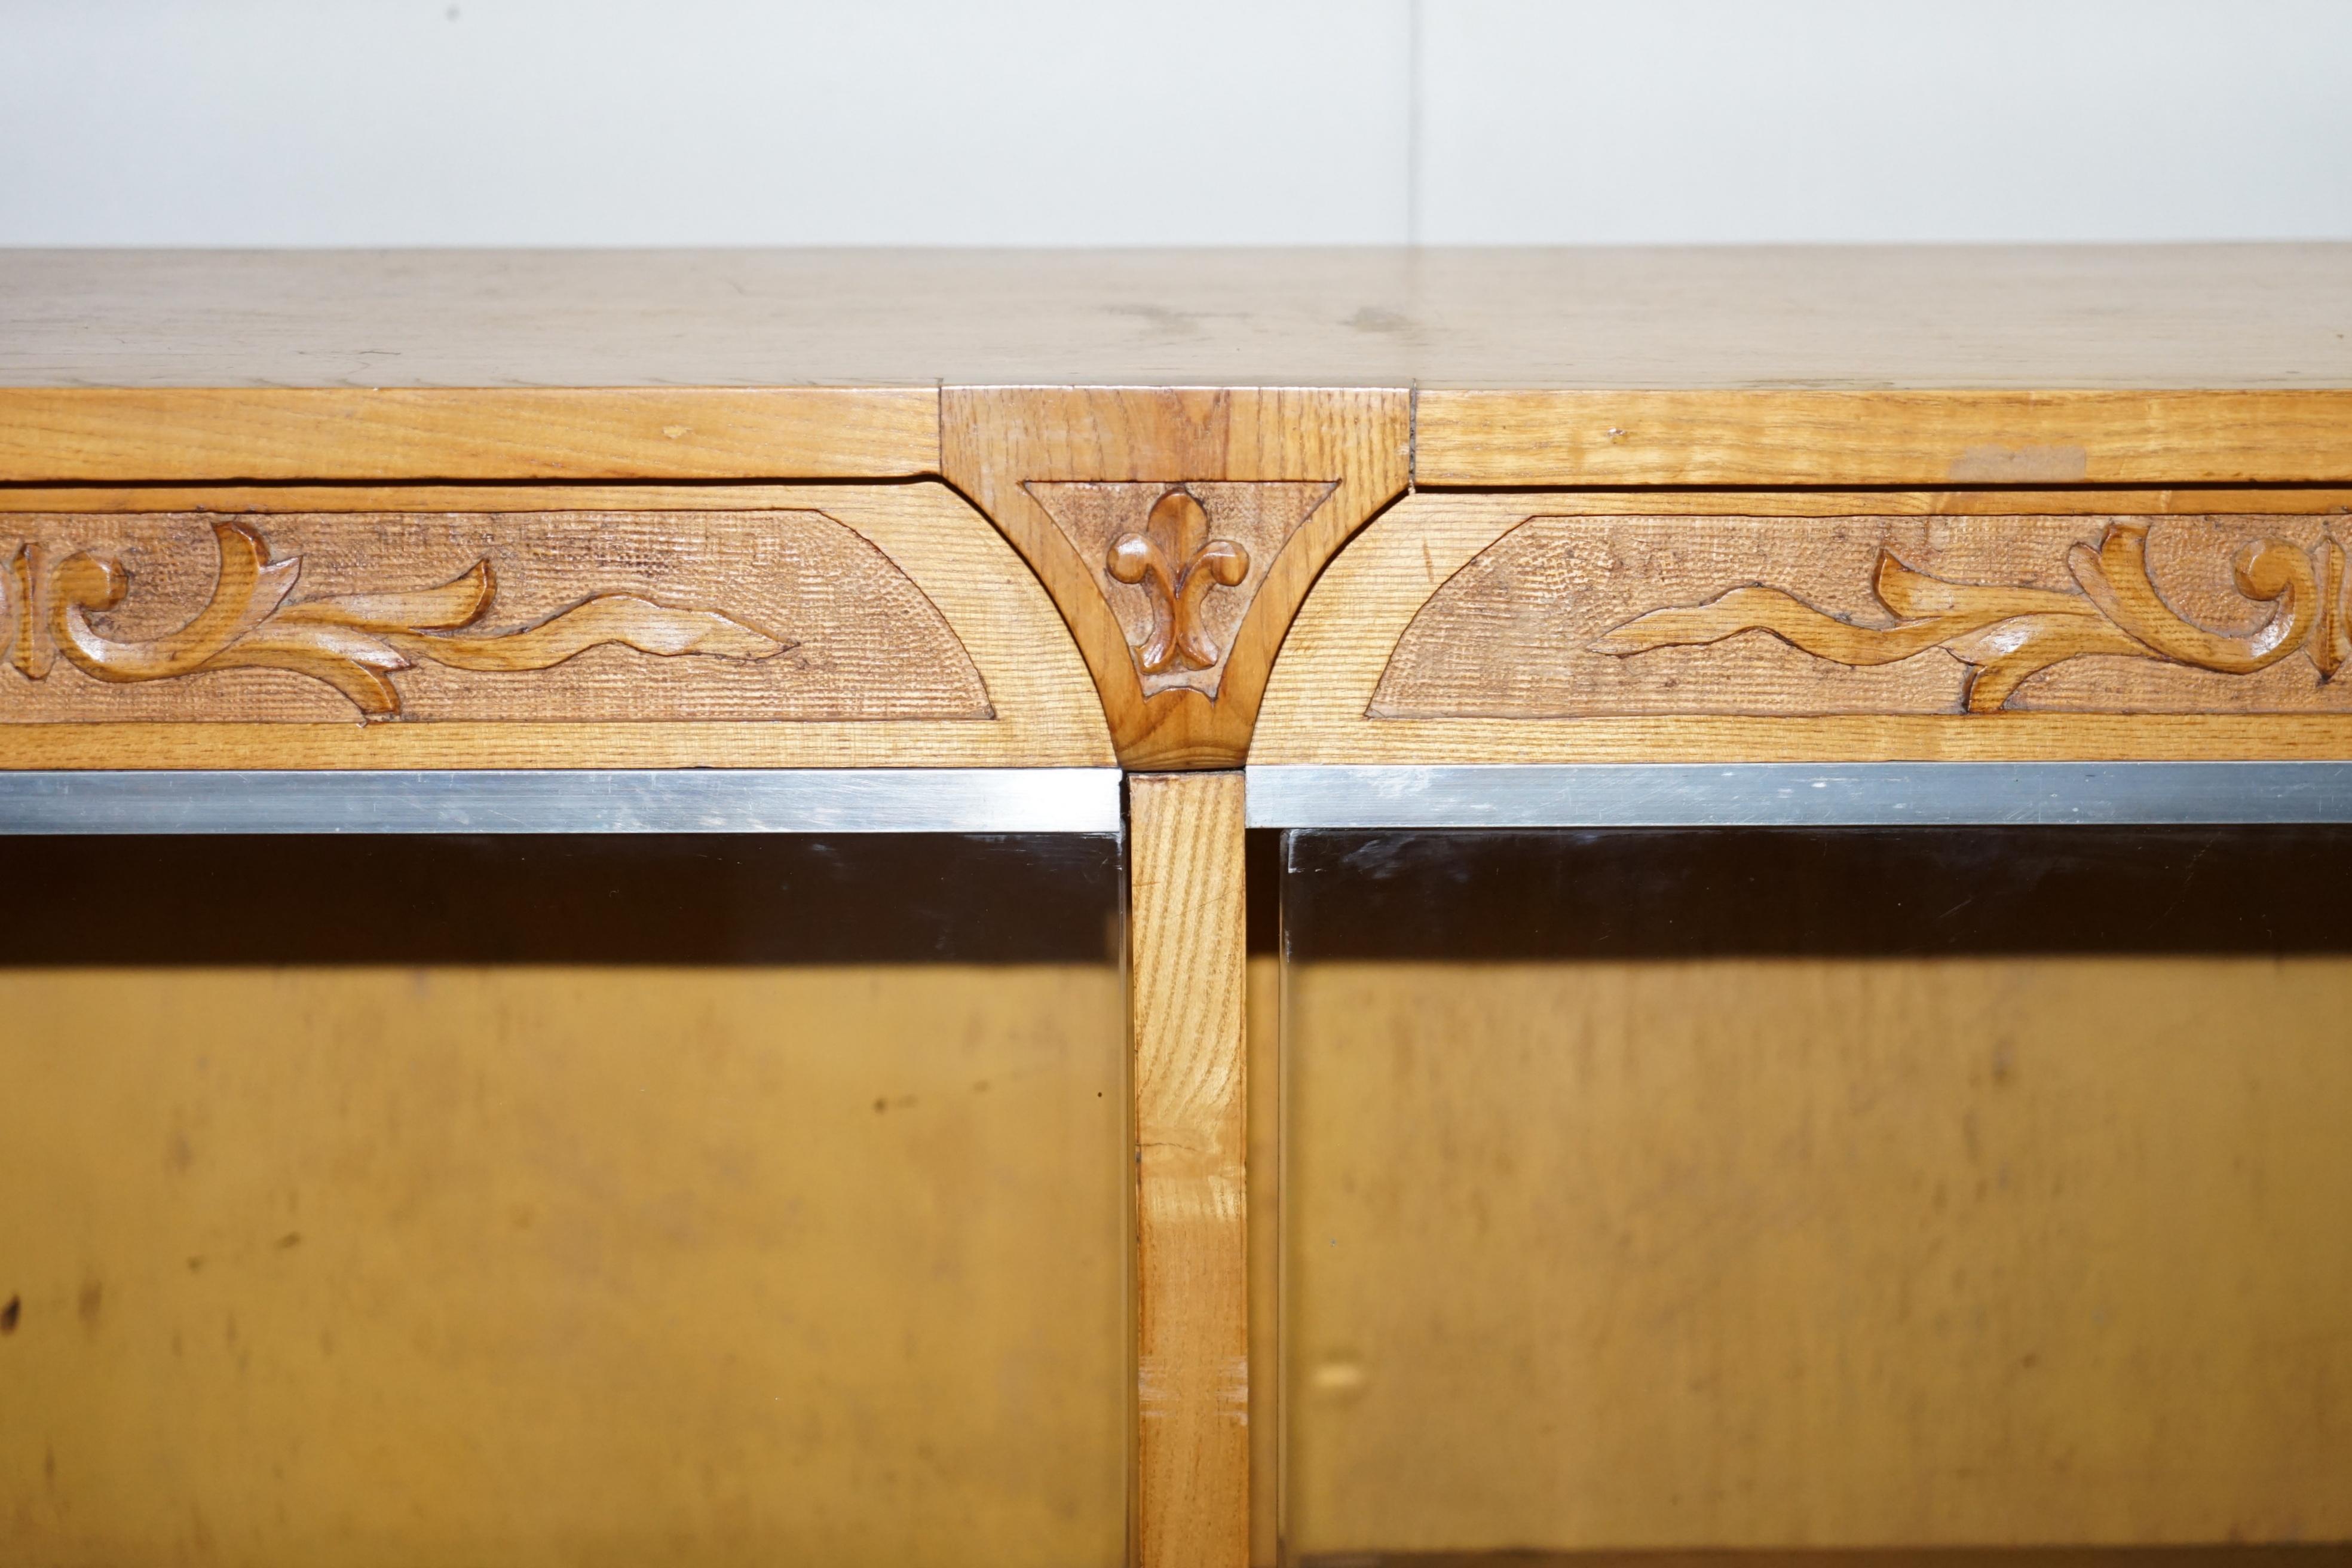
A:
1128;771;1251;1568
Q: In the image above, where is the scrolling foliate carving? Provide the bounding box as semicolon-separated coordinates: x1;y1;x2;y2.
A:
1025;481;1334;700
1595;522;2352;711
2;524;790;728
0;522;832;728
1369;512;2352;722
3;517;788;719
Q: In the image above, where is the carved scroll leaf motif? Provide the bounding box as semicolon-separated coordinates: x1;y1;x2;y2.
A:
2318;539;2352;679
7;519;790;718
2067;526;2319;673
1593;522;2351;712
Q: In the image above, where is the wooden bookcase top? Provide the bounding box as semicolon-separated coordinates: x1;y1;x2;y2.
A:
5;244;2348;390
9;247;2351;768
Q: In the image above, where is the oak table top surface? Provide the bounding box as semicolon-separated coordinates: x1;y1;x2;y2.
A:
5;244;2350;390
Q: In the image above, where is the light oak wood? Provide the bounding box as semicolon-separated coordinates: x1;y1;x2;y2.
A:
9;247;2349;390
2;511;972;723
1289;1552;2352;1568
1256;491;2352;764
0;962;1128;1567
941;388;1408;769
1245;954;1282;1568
1321;488;2352;519
0;387;938;483
1128;773;1250;1568
11;250;2349;489
1416;388;2352;487
0;484;1113;768
1282;956;2352;1553
1042;483;1337;702
16;245;2352;1567
1378;514;2352;720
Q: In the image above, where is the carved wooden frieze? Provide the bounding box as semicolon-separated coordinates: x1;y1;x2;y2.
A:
0;510;990;723
1373;513;2352;718
940;387;1411;769
1024;481;1335;700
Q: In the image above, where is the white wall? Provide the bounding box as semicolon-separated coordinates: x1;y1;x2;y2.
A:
5;0;2349;246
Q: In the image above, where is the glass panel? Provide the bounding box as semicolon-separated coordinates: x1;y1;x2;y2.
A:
0;833;1126;1568
1279;828;2352;1563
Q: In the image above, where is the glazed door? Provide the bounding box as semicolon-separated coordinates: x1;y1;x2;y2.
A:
1271;819;2352;1562
1;827;1129;1568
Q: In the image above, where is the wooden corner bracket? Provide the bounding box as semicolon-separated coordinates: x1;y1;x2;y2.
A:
943;387;1410;769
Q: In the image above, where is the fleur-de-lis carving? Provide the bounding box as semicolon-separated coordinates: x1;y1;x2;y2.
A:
1105;488;1252;675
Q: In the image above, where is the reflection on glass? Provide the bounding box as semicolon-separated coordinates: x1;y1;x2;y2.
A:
0;834;1127;1568
1281;829;2352;1564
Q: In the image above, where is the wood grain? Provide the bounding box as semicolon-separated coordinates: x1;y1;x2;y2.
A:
1246;954;1283;1568
1255;492;2352;764
1282;956;2352;1552
0;387;937;483
1128;773;1250;1568
0;485;1114;768
9;247;2350;391
1292;1551;2352;1568
0;962;1128;1567
942;388;1408;769
1;510;976;723
11;250;2348;486
1375;514;2352;720
1417;388;2352;487
1030;482;1337;700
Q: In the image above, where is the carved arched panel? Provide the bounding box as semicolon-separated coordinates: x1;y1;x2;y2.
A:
1254;489;2352;764
0;483;1113;768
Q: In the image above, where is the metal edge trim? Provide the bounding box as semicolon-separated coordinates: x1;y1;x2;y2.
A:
0;768;1124;835
1245;762;2352;828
